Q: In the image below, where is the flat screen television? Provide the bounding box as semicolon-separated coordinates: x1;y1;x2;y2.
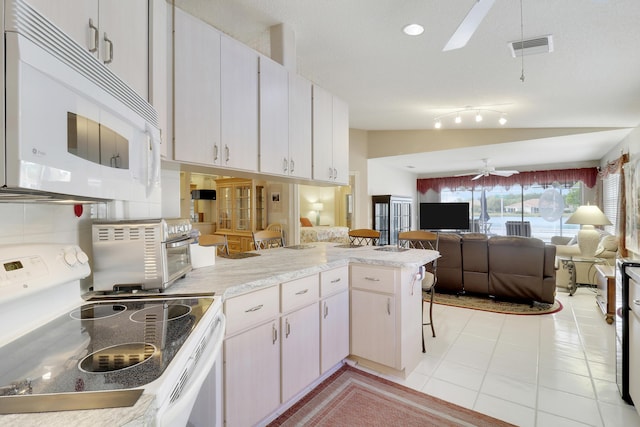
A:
419;202;470;231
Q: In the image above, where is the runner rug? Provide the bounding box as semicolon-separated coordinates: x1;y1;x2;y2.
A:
434;292;562;315
268;365;515;426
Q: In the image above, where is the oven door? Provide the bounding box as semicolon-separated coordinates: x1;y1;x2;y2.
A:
162;237;193;288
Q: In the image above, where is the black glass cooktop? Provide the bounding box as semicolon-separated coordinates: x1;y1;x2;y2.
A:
0;297;213;397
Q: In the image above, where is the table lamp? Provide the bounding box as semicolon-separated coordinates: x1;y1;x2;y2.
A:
565;205;611;257
312;202;324;226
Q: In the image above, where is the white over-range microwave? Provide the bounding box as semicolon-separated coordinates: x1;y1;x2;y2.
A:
0;0;161;203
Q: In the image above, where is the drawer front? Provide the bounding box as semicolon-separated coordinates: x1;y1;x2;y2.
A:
281;274;319;313
225;286;279;335
351;264;396;294
320;266;349;297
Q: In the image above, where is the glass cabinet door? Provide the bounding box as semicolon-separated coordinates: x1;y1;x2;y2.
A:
217;186;233;230
372;195;412;246
234;184;251;231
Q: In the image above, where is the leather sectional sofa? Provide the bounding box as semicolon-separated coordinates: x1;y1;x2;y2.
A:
436;233;557;304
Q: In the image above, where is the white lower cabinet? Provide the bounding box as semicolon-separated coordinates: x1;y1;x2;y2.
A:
320;290;349;374
350;264;422;375
630;278;640;417
281;302;320;403
224;320;280;427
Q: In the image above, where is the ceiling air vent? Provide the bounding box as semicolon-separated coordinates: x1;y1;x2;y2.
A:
508;35;553;57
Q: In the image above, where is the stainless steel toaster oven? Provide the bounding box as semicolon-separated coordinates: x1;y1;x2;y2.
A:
91;218;193;292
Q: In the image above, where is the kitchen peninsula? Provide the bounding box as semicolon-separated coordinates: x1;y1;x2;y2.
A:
173;241;437;426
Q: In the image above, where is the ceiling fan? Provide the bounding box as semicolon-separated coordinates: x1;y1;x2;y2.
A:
443;0;496;51
455;159;520;180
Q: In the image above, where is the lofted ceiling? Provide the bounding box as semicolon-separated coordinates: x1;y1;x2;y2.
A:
175;0;640;177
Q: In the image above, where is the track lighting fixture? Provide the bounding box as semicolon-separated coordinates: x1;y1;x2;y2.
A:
433;107;508;128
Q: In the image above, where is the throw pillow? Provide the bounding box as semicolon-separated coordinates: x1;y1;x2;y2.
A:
300;217;313;227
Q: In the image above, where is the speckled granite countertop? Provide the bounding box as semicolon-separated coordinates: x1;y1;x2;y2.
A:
168;242;438;299
0;242;436;426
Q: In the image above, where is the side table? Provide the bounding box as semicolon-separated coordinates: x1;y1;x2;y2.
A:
595;264;615;324
558;255;607;296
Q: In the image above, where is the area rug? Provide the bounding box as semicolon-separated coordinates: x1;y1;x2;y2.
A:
268;365;515;426
434;292;562;315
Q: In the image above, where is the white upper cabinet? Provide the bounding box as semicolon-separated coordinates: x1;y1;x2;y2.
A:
259;56;289;176
312;85;349;185
221;35;259;172
259;58;313;179
173;8;221;166
26;0;149;99
288;74;313;179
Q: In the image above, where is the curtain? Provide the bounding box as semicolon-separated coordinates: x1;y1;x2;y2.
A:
600;154;629;257
417;167;598;194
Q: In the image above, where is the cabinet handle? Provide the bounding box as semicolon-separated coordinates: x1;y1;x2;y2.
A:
364;276;380;282
330;278;341;284
328;167;334;179
289;159;295;173
333;168;338;180
224;145;230;163
283;157;288;173
387;298;391;315
295;289;309;295
634;299;640;306
213;144;219;162
285;318;291;338
103;33;113;64
244;304;263;313
323;301;329;319
272;323;278;344
88;19;99;53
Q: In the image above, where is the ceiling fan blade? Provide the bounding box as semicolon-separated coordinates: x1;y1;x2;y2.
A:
454;172;480;177
471;173;484;180
443;0;496;51
491;170;520;177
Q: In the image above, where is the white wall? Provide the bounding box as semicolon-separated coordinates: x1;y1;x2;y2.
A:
367;158;419;229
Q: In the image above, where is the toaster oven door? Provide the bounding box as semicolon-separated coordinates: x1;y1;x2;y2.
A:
162;237;193;288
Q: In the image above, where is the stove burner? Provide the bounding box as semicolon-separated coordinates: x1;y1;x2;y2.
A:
69;303;127;320
129;303;192;323
79;342;157;373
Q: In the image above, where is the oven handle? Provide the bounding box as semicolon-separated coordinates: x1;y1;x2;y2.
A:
165;238;194;249
157;313;226;427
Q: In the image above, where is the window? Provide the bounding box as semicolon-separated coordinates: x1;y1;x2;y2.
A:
602;173;620;235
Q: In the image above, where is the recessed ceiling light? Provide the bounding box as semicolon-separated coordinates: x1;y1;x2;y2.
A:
403;24;424;36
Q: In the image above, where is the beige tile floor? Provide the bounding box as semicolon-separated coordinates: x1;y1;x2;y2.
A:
391;288;640;427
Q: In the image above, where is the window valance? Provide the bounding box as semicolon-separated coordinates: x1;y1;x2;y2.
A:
417;167;598;194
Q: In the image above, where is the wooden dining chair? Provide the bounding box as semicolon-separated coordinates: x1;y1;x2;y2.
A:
348;229;380;246
198;234;229;256
266;223;285;245
252;230;284;250
397;230;439;353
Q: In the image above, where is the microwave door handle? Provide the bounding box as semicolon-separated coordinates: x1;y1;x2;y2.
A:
145;124;161;197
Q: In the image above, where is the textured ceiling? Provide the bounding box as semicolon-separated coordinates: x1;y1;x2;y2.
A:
175;0;640;177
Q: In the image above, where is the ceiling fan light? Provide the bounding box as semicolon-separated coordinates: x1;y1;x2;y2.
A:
499;115;507;125
434;120;442;129
402;24;424;36
455;115;462;124
475;113;483;122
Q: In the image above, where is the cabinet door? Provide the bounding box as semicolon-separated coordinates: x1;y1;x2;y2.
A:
320;291;349;374
26;0;98;57
281;303;320;403
99;0;149;98
312;85;334;182
331;95;349;185
224;321;280;427
174;9;221;166
221;35;258;171
351;289;396;368
630;279;640;413
289;74;312;179
259;56;289;176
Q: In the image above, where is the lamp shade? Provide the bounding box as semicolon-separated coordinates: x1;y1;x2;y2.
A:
565;205;611;226
312;203;324;211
